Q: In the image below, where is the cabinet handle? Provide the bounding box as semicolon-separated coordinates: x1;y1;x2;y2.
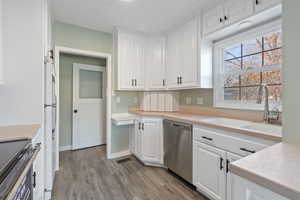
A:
142;123;144;131
134;79;137;86
131;79;134;87
138;122;141;130
226;159;230;173
163;79;166;86
33;171;37;188
224;16;228;21
240;148;256;154
201;136;213;141
220;157;224;170
256;0;259;5
177;76;179;84
179;76;182;84
220;18;223;23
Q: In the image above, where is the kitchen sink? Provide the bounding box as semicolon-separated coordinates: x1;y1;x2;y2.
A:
241;123;282;137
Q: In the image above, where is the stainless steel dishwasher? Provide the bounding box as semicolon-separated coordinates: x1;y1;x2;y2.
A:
163;119;193;183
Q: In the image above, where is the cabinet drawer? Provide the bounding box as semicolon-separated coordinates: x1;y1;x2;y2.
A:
194;127;267;157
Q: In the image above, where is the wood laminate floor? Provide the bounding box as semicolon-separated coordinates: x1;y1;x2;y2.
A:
52;146;208;200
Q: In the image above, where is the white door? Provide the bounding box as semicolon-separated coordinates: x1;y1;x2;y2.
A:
227;152;243;200
146;37;166;90
203;5;225;36
255;0;281;13
141;118;162;164
166;30;180;89
180;18;199;88
72;63;106;150
224;0;254;26
193;141;226;200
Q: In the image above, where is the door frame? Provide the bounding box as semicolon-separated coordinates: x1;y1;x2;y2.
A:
72;63;106;150
54;46;113;171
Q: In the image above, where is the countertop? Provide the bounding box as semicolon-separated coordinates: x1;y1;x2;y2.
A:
129;110;282;142
0;124;41;142
229;143;300;200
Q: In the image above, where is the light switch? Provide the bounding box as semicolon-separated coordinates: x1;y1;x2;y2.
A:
197;97;204;105
186;97;192;105
116;96;121;103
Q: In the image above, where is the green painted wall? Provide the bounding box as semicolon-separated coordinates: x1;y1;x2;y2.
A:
54;21;138;152
59;54;106;147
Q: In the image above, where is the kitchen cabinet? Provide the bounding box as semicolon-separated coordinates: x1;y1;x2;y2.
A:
32;132;45;200
166;17;201;89
230;174;289;200
132;117;163;166
226;153;243;200
0;0;3;85
203;0;253;36
145;36;166;90
193;141;226;200
114;29;145;90
254;0;281;13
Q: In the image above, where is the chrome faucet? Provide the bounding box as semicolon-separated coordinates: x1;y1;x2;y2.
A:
257;83;280;123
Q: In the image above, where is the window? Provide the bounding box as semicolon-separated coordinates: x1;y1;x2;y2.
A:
214;20;282;110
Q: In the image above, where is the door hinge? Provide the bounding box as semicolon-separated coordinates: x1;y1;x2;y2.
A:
44;50;54;64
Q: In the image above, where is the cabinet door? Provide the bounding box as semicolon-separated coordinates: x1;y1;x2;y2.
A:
146;37;166;90
231;174;289;200
166;30;180;89
255;0;281;13
226;153;243;200
180;18;199;88
141;118;163;164
224;0;254;25
132;34;145;90
118;31;135;90
203;5;225;36
129;125;136;155
193;141;226;200
134;120;142;159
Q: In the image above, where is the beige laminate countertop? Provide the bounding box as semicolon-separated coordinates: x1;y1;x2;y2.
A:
229;143;300;200
0;124;41;142
129;110;282;142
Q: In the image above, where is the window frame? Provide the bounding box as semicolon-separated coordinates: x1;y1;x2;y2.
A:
213;19;282;111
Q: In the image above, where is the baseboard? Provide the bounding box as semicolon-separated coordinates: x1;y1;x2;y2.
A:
59;145;72;152
108;150;131;159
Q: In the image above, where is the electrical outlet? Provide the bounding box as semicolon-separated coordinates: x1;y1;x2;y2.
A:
186;97;192;105
116;96;121;103
197;97;204;105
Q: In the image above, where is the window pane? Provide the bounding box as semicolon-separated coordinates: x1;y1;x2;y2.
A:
264;32;282;50
224;88;240;101
262;70;282;85
79;70;103;99
241;72;261;86
224;74;240;87
224;59;241;73
268;85;282;101
243;54;262;71
241;87;259;101
264;49;282;67
243;38;262;56
224;45;241;60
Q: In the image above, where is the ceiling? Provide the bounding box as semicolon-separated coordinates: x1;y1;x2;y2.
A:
52;0;221;34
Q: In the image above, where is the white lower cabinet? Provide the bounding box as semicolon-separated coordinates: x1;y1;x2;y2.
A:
32;132;45;200
226;153;243;200
132;117;163;166
193;141;227;200
230;174;289;200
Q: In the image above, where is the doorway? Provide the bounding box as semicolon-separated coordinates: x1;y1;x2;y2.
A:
72;63;106;150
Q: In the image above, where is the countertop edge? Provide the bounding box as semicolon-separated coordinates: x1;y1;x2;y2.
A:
129;111;282;142
229;160;300;200
0;124;41;142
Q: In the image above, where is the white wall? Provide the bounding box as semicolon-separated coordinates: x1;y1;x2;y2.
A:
0;0;45;125
282;0;300;143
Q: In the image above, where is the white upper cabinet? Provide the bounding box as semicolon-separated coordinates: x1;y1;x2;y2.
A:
166;17;204;89
203;5;225;36
254;0;281;13
224;0;254;26
145;36;166;90
114;29;145;90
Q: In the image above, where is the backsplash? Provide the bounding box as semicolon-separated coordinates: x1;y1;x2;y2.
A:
179;89;213;107
112;91;140;113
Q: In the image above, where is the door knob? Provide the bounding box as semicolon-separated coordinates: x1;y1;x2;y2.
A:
74;109;78;114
